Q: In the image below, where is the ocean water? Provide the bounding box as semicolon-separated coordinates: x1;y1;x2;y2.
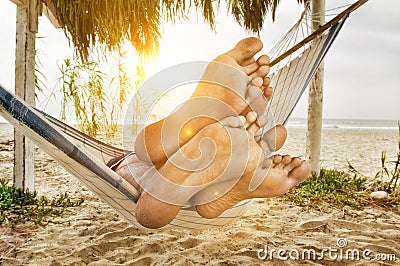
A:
0;117;398;131
286;118;399;130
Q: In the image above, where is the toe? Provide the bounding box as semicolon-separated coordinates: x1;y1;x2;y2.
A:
251;76;263;88
263;86;273;101
243;61;260;75
273;154;283;164
257;54;270;66
250;65;270;80
245;111;260;136
263;76;271;86
281;155;292;165
259;65;270;77
227;37;263;64
288;161;310;182
257;54;271;66
262;125;287;151
246;55;270;76
284;157;302;172
262;77;271;90
220;116;246;128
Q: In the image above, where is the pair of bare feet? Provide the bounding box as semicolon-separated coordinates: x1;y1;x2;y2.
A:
114;37;310;229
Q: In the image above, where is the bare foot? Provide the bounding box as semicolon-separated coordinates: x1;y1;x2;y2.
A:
134;37;272;166
194;155;310;219
191;37;271;115
134;112;289;228
134;115;251;228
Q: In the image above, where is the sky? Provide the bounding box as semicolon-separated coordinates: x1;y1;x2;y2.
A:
0;0;399;122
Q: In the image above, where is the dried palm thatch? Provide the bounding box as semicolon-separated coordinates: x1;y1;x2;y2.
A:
49;0;306;61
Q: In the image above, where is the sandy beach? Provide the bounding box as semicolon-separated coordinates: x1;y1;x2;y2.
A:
0;123;399;265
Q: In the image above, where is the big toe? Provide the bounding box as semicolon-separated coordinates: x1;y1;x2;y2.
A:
227;37;263;65
288;160;310;183
262;125;287;152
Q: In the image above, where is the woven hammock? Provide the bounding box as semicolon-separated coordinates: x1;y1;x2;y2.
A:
0;1;367;230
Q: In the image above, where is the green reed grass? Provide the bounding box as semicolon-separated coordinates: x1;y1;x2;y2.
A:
34;48;47;100
57;49;147;138
59;58;106;136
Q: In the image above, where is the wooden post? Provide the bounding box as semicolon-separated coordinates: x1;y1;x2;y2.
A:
14;0;38;191
306;0;325;177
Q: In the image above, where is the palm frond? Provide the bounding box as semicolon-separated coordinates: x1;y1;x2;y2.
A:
49;0;306;61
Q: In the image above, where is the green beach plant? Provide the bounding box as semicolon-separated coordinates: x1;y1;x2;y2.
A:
347;123;400;202
288;168;368;208
0;179;83;227
367;123;400;200
291;123;400;208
